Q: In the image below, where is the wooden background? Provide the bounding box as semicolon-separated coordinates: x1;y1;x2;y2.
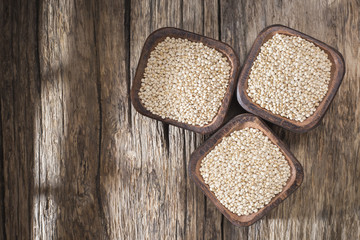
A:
1;0;359;239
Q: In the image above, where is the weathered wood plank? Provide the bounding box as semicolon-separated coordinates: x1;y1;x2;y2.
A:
0;0;40;239
181;0;217;239
181;2;206;240
95;0;131;239
182;1;223;239
129;0;185;239
37;0;105;238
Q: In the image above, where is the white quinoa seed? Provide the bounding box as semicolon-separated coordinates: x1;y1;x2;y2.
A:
200;127;291;216
247;34;332;122
138;37;231;127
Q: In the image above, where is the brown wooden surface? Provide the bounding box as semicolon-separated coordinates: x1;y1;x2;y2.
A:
237;25;345;133
130;27;240;134
189;114;304;227
0;0;359;239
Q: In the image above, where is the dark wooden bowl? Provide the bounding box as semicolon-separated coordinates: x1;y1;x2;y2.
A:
237;25;345;133
131;27;240;134
189;113;304;227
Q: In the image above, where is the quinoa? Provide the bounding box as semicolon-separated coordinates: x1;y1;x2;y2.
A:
200;127;291;216
247;34;332;122
139;37;231;126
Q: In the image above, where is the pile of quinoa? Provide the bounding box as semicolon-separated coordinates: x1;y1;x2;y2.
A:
247;34;332;122
138;37;231;126
200;127;291;216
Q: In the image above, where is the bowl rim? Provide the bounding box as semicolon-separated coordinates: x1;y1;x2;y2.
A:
236;24;345;133
131;27;240;134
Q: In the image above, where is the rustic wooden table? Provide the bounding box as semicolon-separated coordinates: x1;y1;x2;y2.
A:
1;0;359;239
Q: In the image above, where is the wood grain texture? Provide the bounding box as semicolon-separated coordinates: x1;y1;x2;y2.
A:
0;0;359;239
1;0;41;239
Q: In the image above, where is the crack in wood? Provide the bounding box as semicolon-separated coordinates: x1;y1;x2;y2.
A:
125;0;132;129
0;101;6;240
93;0;109;238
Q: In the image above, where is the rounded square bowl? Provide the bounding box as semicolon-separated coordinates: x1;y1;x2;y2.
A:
237;25;345;133
189;113;304;226
131;27;240;134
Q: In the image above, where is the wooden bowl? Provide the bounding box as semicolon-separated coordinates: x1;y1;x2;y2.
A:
189;113;304;227
236;25;345;133
131;27;240;134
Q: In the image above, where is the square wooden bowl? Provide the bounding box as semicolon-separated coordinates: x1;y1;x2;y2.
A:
131;27;240;134
237;25;345;133
189;113;304;227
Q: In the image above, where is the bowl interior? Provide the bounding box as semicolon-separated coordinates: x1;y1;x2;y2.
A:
131;27;240;134
190;114;303;226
